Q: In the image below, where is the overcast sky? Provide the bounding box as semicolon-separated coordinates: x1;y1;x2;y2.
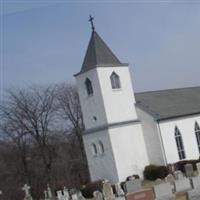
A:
1;1;200;99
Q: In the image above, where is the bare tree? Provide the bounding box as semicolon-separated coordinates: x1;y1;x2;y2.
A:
0;86;59;182
56;83;89;183
0;95;32;184
56;83;85;154
0;84;90;199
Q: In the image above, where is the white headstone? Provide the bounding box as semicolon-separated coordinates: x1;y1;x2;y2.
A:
174;178;192;193
56;190;63;200
0;190;2;195
71;193;79;200
174;170;184;179
22;184;33;200
187;189;200;200
196;163;200;176
44;190;48;200
124;179;142;193
155;178;164;185
191;176;200;189
47;184;53;199
102;181;115;200
114;183;124;196
63;187;70;200
22;184;31;197
165;174;175;192
76;191;85;200
165;174;175;184
153;182;175;200
93;191;103;200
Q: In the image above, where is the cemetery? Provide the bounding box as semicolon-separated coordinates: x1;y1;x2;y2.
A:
0;162;199;200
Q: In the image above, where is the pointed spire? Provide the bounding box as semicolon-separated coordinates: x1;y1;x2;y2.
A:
77;31;128;75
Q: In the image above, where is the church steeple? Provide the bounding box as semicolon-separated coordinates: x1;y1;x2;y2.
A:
78;20;127;75
75;19;149;183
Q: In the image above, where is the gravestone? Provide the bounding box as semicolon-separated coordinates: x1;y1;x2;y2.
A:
155;178;163;185
93;191;103;200
124;179;142;193
185;164;194;178
191;176;200;189
70;189;77;196
71;193;79;200
196;162;200;176
174;178;192;193
22;184;33;200
77;191;85;200
0;190;2;195
153;182;175;200
187;189;200;200
56;190;63;200
165;174;175;184
44;190;48;200
168;164;175;174
126;189;154;200
114;183;124;196
102;181;115;200
165;174;175;192
174;170;184;180
63;187;70;200
71;191;85;200
47;184;53;199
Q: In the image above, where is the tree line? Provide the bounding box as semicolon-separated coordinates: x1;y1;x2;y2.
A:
0;83;89;200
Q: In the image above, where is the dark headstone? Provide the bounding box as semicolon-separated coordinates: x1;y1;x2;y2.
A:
185;164;194;178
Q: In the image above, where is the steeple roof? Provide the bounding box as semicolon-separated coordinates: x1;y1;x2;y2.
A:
77;31;128;75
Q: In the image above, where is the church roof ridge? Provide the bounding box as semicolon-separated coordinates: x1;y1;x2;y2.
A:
135;86;200;95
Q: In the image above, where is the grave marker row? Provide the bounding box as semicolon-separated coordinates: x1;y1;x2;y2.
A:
20;162;200;200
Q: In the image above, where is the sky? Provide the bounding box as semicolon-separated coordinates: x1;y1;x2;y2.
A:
1;0;200;99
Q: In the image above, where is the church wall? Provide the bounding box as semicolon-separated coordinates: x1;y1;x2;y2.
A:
159;114;200;164
97;67;138;124
76;69;108;130
136;107;166;165
76;66;148;183
108;123;149;182
82;130;119;183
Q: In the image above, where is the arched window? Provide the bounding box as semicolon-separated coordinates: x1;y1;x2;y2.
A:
195;122;200;154
85;78;93;95
98;141;104;154
175;126;186;160
110;72;121;89
91;143;98;156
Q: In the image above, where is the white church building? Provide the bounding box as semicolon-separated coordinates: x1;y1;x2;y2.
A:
74;23;200;183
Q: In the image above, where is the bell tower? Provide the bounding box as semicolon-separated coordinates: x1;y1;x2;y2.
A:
75;17;149;183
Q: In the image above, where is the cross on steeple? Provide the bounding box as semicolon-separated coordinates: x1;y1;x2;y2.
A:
89;15;95;32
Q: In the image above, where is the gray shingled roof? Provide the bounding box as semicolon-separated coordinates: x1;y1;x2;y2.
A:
135;87;200;121
77;31;127;75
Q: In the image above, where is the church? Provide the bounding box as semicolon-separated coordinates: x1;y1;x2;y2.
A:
74;19;200;184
